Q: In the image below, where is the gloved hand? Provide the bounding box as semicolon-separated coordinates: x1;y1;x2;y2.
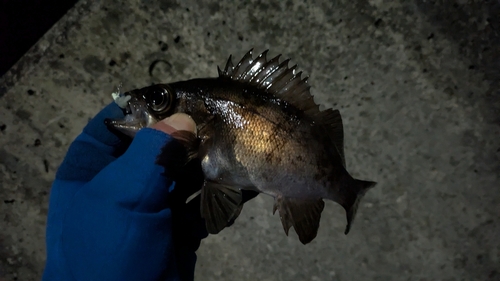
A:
42;102;207;281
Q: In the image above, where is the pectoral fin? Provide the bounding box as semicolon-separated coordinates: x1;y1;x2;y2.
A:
155;130;200;180
273;197;325;244
201;181;243;234
169;130;200;163
226;190;260;227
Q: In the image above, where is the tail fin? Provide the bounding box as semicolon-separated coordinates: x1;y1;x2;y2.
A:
343;179;376;235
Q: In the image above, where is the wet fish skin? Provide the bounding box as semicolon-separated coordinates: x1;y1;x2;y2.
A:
106;50;376;244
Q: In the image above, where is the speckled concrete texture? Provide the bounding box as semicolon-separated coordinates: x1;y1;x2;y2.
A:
1;0;499;280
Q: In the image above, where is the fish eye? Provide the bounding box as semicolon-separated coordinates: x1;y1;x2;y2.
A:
143;85;174;113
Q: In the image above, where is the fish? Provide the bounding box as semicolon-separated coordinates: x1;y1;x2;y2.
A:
105;49;376;244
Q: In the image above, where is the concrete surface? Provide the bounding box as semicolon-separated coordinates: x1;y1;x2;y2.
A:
1;0;499;280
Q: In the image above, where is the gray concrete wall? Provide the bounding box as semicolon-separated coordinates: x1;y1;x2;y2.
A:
0;0;499;280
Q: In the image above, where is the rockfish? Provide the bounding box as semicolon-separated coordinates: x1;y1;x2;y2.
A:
106;50;376;244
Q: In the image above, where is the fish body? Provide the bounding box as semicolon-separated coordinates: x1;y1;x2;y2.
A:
106;50;376;244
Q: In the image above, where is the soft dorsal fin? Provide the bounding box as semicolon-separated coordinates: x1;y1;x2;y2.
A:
218;49;346;166
318;108;345;167
218;49;319;114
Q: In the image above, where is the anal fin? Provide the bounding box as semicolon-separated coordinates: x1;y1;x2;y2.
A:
201;181;243;234
274;197;325;244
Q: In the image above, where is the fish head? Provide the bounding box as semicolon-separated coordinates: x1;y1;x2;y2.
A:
105;84;177;137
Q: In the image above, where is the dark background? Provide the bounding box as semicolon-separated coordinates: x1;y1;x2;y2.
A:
0;0;78;76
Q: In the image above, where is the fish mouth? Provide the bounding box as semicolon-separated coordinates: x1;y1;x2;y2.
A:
105;91;160;138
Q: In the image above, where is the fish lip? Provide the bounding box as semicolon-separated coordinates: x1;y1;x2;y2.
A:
126;97;159;126
123;102;132;115
107;91;160;136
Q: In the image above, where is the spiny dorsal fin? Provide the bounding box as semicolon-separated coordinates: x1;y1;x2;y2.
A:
218;49;319;114
218;50;345;165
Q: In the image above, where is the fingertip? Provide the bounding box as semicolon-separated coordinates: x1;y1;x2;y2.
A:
152;113;197;135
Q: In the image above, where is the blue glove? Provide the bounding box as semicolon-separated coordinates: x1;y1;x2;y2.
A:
42;103;207;281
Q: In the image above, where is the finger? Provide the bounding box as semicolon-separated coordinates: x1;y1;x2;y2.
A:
152;113;197;136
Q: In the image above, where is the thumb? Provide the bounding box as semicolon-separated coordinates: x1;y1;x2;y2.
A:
152;113;197;136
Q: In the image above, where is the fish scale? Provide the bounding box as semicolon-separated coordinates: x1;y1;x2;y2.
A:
106;49;377;244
